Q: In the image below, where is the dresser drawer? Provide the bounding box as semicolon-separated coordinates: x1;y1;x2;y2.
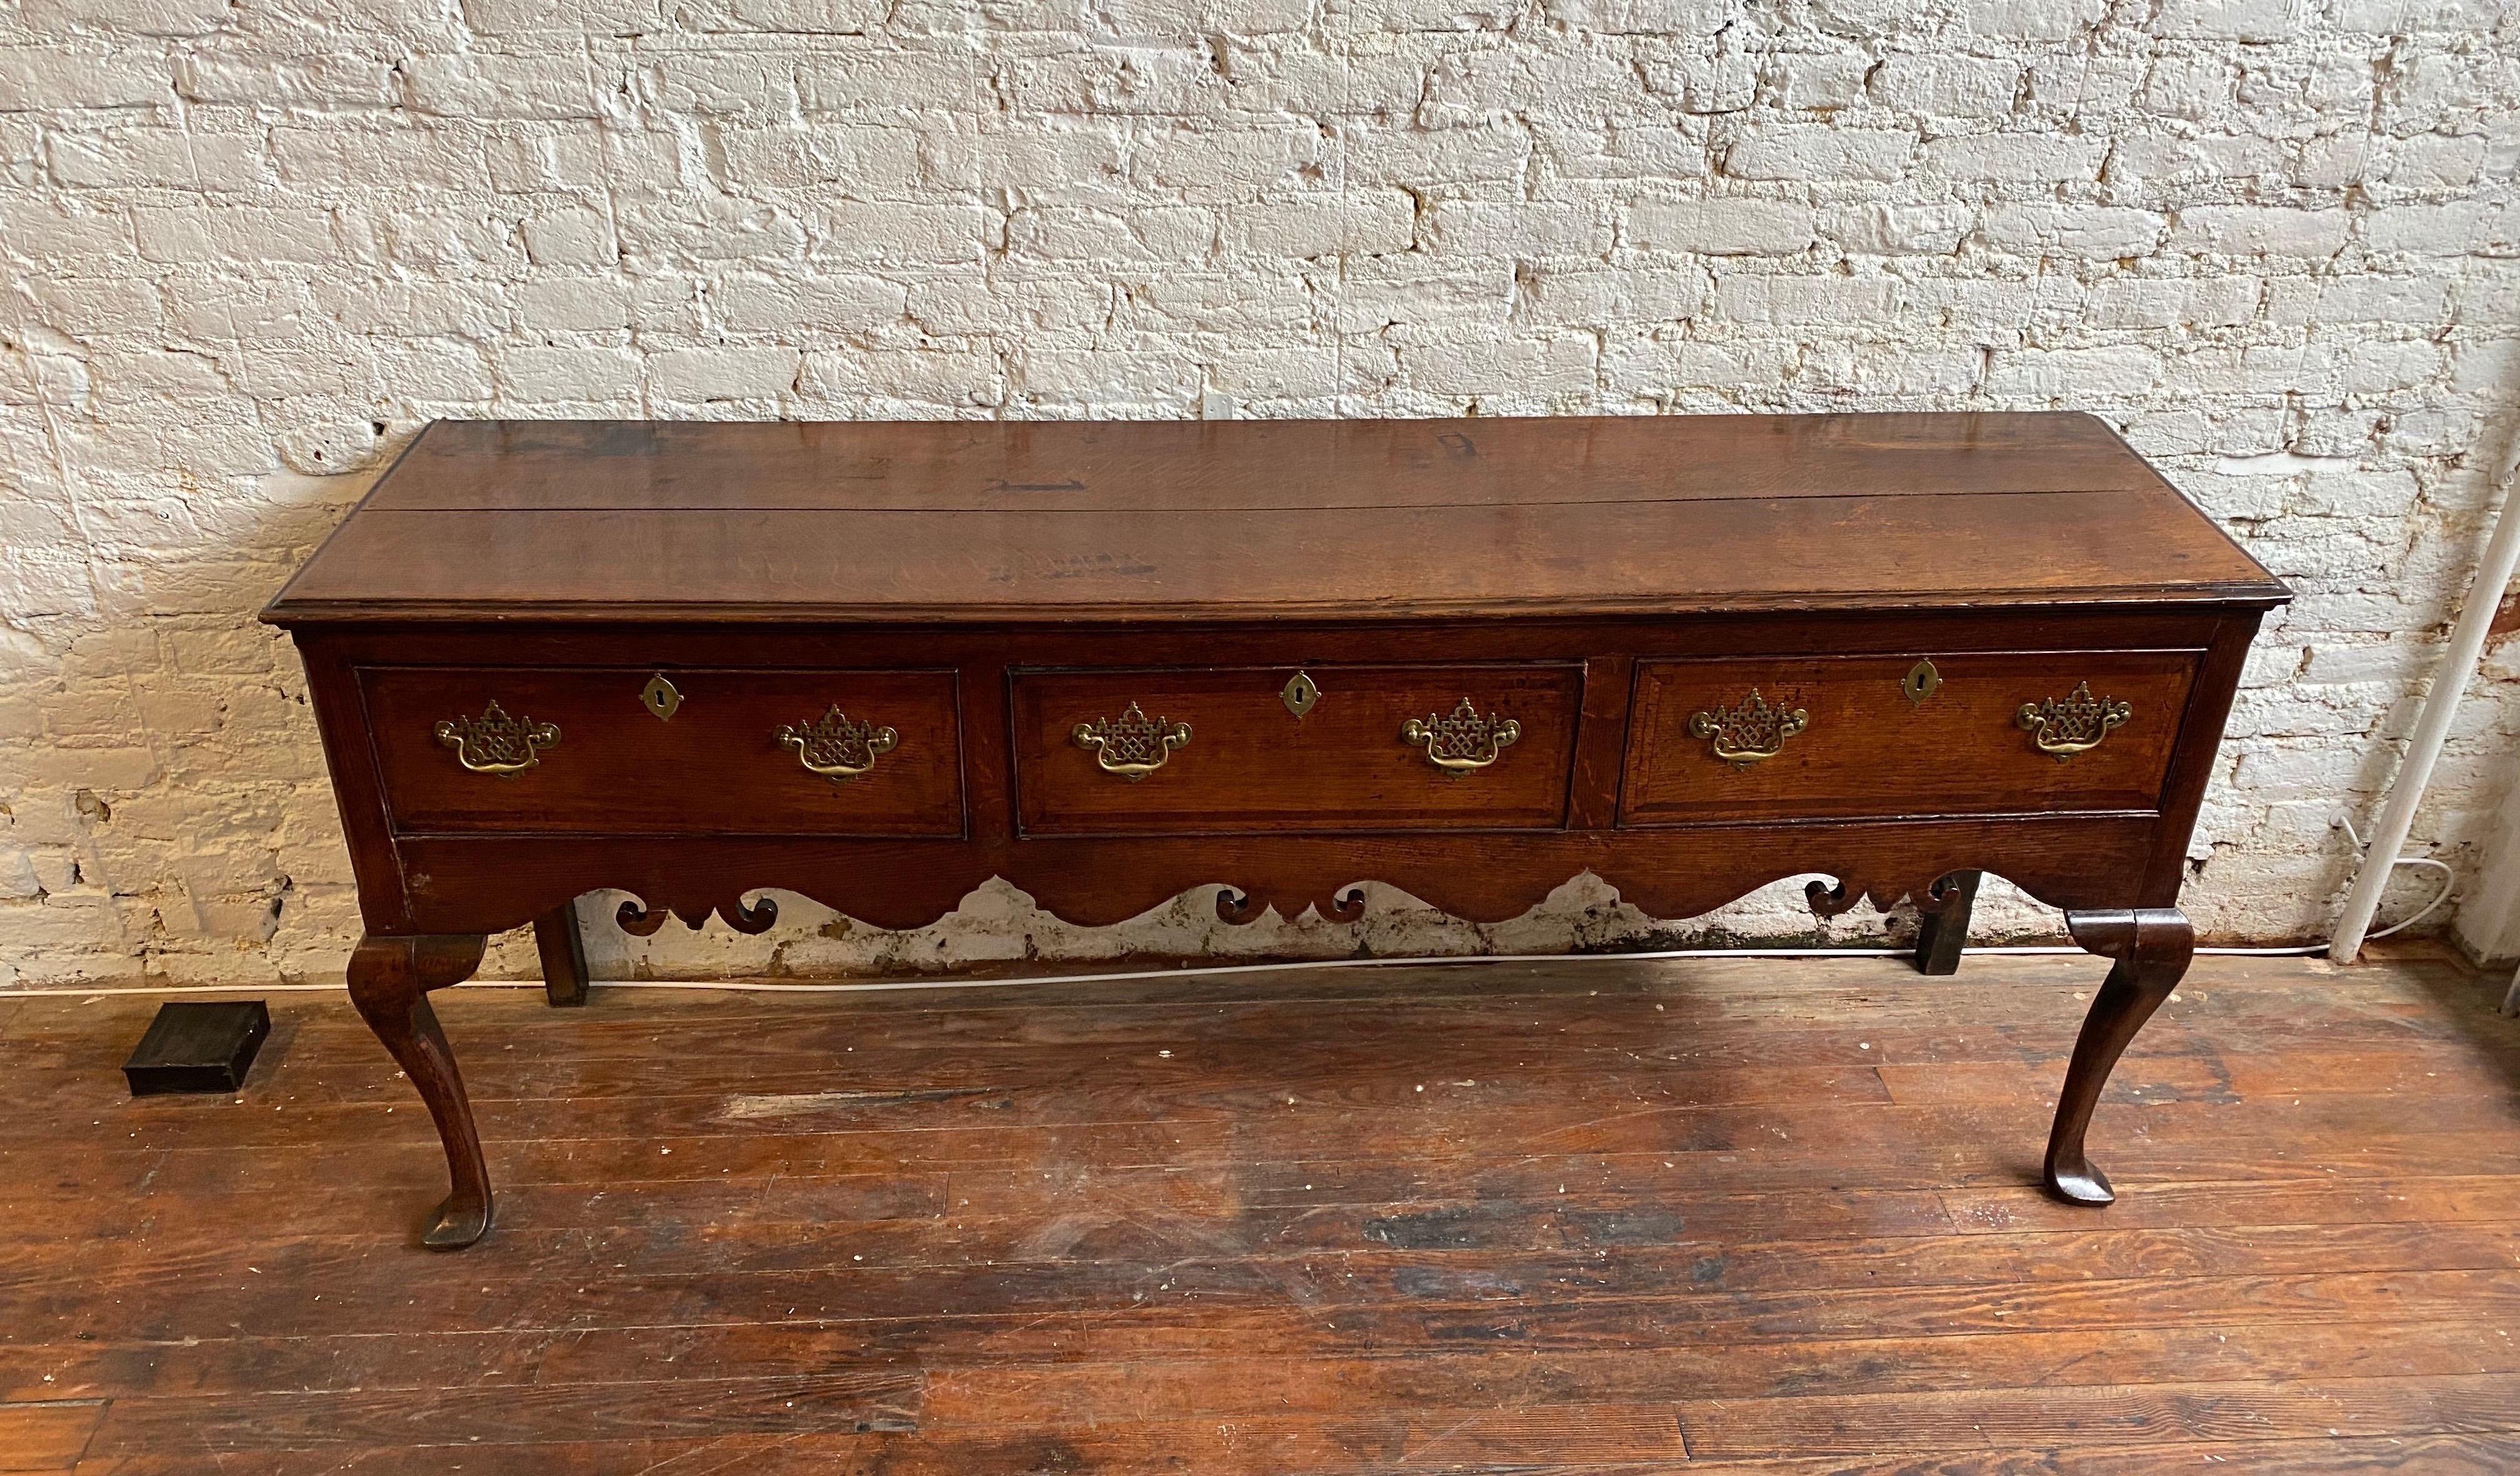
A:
1012;664;1582;835
360;667;964;835
1620;651;2196;825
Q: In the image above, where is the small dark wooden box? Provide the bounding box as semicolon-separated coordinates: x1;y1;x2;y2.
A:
124;1000;270;1095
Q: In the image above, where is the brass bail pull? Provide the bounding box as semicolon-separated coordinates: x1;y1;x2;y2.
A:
1074;702;1191;781
1689;688;1807;767
774;707;898;782
434;700;560;776
1401;697;1520;776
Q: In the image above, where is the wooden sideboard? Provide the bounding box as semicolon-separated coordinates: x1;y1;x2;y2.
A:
263;414;2288;1250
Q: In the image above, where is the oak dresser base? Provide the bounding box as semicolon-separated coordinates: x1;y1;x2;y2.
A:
263;413;2286;1250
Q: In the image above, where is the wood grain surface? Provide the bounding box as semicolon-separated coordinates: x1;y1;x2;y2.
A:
1011;662;1584;834
262;414;2289;624
1621;649;2200;824
361;665;968;837
5;947;2516;1472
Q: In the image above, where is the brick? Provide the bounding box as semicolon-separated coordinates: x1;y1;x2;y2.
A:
1132;126;1324;201
799;344;1001;406
721;124;921;188
2171;206;2352;257
1726;126;1914;182
0;46;169;109
1542;0;1741;30
1422;199;1608;256
50;128;261;189
1334;256;1512;329
2387;132;2486;190
1229;193;1419;256
2153;0;2299;40
521;207;618;267
407;52;611;120
813;201;991;264
2364;202;2512;256
1979;204;2167;258
1965;0;2104;38
1131;270;1314;333
498;346;643;401
19;0;230;36
269;124;487;190
649;345;800;401
1713;274;1900;324
724;0;891;29
1008;206;1213;264
1919;133;2105;182
1986;344;2164;398
464;0;663;32
1013;344;1200;407
1401;329;1598;396
0;201;134;261
1868;54;2022;116
1776;52;1872;111
1521;266;1706;323
177;47;398;106
2083;276;2260;330
919;123;1126;194
1822;202;1971;256
796;45;982;113
1624;199;1817;256
713;273;904;332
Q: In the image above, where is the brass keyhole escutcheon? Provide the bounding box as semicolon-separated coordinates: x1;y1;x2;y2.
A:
1281;671;1320;717
1902;658;1941;706
641;674;683;722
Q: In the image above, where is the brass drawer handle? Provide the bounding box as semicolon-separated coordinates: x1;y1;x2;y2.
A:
2018;681;2131;760
1074;702;1191;782
1401;697;1521;776
774;706;898;782
1690;689;1808;767
434;700;560;776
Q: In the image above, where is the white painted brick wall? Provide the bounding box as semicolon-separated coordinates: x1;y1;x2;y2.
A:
2;0;2515;987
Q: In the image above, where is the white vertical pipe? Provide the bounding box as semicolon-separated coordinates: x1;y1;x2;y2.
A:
2329;484;2520;962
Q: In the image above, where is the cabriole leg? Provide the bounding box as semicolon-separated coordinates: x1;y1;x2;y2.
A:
347;933;494;1249
532;901;591;1008
2044;907;2194;1206
1912;870;1982;975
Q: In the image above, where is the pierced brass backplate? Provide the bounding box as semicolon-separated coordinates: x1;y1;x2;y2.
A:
1075;702;1192;782
1281;671;1321;717
434;700;559;776
1401;697;1520;776
2018;681;2131;761
1689;689;1808;767
774;706;897;782
1902;658;1941;706
640;674;683;722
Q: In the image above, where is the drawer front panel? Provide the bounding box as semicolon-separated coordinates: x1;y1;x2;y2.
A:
1621;651;2197;825
1013;664;1582;835
362;667;964;835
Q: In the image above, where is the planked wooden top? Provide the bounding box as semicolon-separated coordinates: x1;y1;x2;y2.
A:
262;413;2288;625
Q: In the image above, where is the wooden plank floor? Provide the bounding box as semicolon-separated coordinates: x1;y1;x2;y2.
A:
4;947;2519;1474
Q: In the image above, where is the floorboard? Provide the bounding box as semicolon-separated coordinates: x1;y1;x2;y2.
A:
4;946;2518;1471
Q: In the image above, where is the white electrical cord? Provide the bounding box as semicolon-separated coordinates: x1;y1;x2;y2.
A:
0;935;2363;1000
2329;815;2459;945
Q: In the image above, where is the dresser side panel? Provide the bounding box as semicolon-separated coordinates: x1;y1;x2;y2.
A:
289;629;415;932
